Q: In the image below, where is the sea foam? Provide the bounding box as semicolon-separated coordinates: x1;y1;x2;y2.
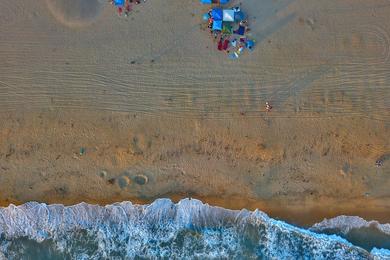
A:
0;198;389;259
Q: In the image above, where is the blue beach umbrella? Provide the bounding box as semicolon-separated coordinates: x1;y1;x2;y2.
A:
246;40;255;51
203;13;211;21
114;0;125;6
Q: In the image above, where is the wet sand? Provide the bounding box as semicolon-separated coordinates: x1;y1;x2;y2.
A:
0;0;389;226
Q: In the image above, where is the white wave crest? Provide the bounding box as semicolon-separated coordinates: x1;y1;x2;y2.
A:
311;215;390;235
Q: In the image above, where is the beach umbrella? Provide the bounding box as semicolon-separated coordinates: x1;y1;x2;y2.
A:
114;0;125;6
223;9;235;22
246;40;255;51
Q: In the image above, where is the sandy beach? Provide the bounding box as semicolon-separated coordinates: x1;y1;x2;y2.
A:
0;0;389;226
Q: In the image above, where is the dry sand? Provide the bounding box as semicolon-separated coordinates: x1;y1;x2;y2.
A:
0;0;389;225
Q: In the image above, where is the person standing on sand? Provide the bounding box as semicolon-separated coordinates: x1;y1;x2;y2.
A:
266;101;272;112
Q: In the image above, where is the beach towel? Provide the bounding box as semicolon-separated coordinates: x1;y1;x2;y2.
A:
218;39;223;51
229;52;239;59
222;24;232;34
223;39;229;50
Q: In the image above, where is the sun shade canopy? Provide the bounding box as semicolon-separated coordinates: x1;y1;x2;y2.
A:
211;8;223;21
223;9;235;22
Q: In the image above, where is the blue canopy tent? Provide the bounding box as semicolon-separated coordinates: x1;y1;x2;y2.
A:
212;20;223;31
114;0;125;6
211;8;223;21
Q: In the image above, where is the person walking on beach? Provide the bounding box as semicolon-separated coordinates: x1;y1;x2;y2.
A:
266;101;272;112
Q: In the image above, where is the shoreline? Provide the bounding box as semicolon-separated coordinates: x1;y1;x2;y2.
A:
1;194;389;227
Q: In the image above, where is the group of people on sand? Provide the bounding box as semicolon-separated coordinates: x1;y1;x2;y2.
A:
204;6;255;60
109;0;146;17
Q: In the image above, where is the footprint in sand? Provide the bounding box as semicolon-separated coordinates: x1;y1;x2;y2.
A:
46;0;106;28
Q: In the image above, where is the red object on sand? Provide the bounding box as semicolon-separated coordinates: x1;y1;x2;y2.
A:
218;39;223;51
222;39;229;50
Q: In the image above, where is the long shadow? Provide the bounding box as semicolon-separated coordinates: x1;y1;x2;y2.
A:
254;12;296;44
243;0;297;43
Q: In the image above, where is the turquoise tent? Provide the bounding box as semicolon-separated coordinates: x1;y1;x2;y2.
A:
212;20;223;31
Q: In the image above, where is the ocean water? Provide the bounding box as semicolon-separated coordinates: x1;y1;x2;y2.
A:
0;198;389;259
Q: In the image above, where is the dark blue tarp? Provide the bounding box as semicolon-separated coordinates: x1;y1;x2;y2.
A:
234;25;245;35
234;11;245;21
211;8;223;21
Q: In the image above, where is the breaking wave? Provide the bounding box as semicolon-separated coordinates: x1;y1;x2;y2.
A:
310;215;390;252
0;198;389;259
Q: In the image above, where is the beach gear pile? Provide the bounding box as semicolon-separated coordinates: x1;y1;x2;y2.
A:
201;0;255;59
110;0;146;17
